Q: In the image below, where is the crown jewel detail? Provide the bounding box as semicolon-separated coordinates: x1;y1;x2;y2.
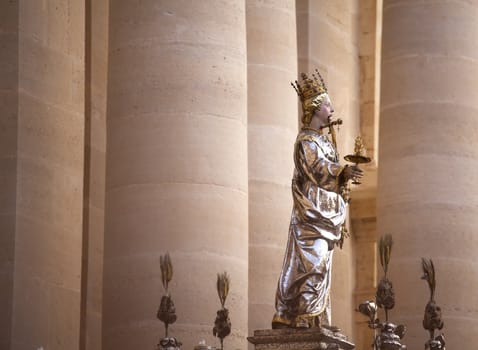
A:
291;69;327;102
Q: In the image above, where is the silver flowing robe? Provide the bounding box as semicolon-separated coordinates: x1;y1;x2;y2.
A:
274;128;346;326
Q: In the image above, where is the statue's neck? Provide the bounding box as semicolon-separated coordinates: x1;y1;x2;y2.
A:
301;125;323;135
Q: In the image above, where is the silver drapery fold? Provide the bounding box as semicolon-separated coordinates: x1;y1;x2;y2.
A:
274;129;346;327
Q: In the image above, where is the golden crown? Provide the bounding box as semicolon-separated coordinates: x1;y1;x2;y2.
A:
291;69;327;102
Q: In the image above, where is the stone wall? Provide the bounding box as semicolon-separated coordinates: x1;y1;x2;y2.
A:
13;1;85;349
81;0;109;349
246;0;298;337
0;1;18;348
0;2;389;349
378;1;478;349
103;2;248;349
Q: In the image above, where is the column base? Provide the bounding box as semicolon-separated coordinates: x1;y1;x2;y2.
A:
247;328;355;350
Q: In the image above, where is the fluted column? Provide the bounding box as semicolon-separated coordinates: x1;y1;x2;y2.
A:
378;1;478;348
246;0;297;333
12;1;86;349
297;0;361;336
103;2;248;350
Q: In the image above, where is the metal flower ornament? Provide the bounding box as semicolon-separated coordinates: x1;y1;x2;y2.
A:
421;258;445;350
213;272;231;350
357;234;406;350
158;253;177;336
357;239;448;350
156;253;181;350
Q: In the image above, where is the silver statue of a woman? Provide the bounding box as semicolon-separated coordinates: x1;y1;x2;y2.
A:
272;71;362;329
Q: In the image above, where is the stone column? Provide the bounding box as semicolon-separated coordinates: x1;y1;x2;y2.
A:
12;1;85;349
378;1;478;349
352;1;381;348
0;1;18;348
80;0;109;349
103;2;248;350
359;0;381;165
351;198;377;350
246;0;297;335
296;1;361;336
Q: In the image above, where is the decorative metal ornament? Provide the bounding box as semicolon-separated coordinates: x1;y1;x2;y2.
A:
320;118;343;151
291;69;328;104
158;337;182;350
194;339;216;350
421;258;445;350
157;253;177;336
357;234;406;350
376;323;406;350
357;300;378;328
344;136;372;185
376;235;395;322
291;69;328;125
273;71;361;329
156;253;180;350
158;295;177;336
213;272;231;350
358;241;449;350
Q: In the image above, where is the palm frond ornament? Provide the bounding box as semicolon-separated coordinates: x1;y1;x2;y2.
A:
421;258;445;350
376;234;395;322
357;234;406;350
161;253;173;294
157;253;177;338
421;258;436;301
379;234;393;278
213;272;231;350
217;271;230;308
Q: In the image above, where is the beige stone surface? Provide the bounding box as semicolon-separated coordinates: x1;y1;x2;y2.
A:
103;2;248;349
359;0;381;163
246;0;297;337
351;3;380;348
9;2;476;349
350;197;377;350
81;0;109;349
378;1;478;349
0;1;18;348
11;1;85;349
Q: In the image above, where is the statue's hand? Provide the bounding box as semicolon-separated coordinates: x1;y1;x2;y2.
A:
342;165;363;182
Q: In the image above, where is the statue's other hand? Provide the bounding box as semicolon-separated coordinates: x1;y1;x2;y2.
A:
343;165;363;181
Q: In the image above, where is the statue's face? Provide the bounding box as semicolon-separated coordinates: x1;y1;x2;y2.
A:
313;93;334;125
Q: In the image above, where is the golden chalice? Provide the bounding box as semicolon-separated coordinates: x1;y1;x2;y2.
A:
344;136;371;185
